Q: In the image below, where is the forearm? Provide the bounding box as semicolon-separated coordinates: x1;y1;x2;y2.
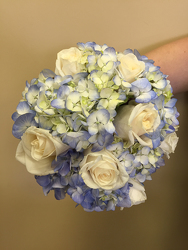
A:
145;37;188;94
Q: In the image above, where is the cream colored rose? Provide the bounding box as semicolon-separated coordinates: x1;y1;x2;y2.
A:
16;126;70;175
129;179;147;205
79;148;129;190
117;53;145;83
113;103;161;148
55;47;82;77
160;132;179;158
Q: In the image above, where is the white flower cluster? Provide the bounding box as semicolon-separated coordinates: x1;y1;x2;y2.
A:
12;42;179;211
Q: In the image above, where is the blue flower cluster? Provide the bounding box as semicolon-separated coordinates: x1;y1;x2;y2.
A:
12;42;179;211
35;150;132;212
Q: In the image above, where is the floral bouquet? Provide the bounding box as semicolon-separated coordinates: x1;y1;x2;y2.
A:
12;42;179;211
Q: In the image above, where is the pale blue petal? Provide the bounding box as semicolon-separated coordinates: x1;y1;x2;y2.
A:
89;89;99;101
54;75;63;83
106;142;123;152
77;42;86;50
104;47;116;61
12;113;38;139
52;178;64;188
165;125;175;133
125;154;135;162
11;112;19;121
40;69;56;78
95;206;105;212
152;137;161;148
132;78;151;91
165;98;177;108
140;155;149;165
67;186;76;195
100;54;111;64
114;61;120;67
136;173;146;183
152;79;167;89
88;134;97;144
91;133;114;152
142;146;150;155
63;136;77;149
117;197;131;207
16;101;30;115
104;121;115;134
135;91;156;103
37;91;49;110
152;95;165;110
113;75;121;86
88;125;98;135
25;80;30;88
133;49;141;59
61;75;73;85
72;191;84;204
106;200;115;211
26;85;40;105
63;131;90;149
123;49;133;55
77;42;96;50
131;85;140;96
38;116;53;129
81;121;88;126
54;189;66;200
42;183;53;196
60;176;68;186
97;134;105;146
97;109;110;124
51;99;65;109
59;162;71;176
87;112;96;126
45;77;54;88
91;143;104;152
30;78;37;86
87;55;96;64
73;72;88;84
171;116;179;126
73;117;82;131
37;81;45;88
35;175;51;187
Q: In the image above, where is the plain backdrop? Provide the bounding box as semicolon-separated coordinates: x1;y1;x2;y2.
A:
0;1;188;250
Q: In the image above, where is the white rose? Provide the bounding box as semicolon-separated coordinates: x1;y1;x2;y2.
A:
55;47;82;77
79;148;129;190
160;132;179;158
117;53;145;83
16;126;70;175
129;179;147;205
113;103;161;148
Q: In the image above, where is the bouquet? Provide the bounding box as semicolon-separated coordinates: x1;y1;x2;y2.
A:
12;42;179;211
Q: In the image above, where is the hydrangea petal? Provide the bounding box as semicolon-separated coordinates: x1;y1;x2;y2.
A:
12;113;38;139
135;91;156;103
35;175;51;187
16;101;31;115
11;112;20;122
165;98;177;108
26;85;40;105
51;99;65;109
152;79;167;89
55;188;66;200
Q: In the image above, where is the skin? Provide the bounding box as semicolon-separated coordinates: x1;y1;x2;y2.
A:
145;37;188;94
